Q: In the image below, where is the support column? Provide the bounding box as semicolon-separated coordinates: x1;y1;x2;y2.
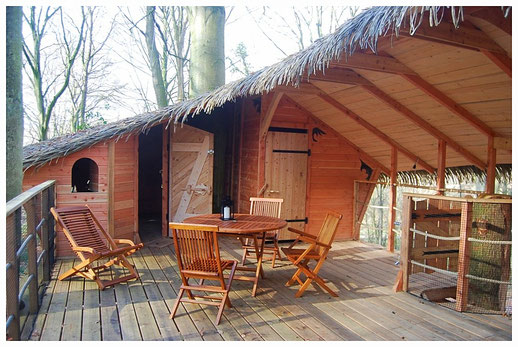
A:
486;136;496;194
437;140;446;195
387;146;397;252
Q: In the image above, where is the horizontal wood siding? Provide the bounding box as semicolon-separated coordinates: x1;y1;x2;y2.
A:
23;143;110;257
268;96;372;240
238;98;261;213
113;136;138;241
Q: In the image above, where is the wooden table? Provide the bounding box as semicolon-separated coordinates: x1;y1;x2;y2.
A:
183;213;287;296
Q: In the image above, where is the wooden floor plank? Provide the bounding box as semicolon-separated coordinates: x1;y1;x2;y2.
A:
61;260;84;341
25;240;511;342
81;265;101;341
27;260;62;340
132;248;183;341
98;267;122;341
39;258;73;341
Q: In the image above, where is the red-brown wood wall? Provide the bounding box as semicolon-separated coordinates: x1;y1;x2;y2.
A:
239;94;378;240
23;137;139;257
23;144;110;257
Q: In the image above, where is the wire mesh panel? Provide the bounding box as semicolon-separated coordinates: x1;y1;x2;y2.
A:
401;194;512;315
467;201;512;314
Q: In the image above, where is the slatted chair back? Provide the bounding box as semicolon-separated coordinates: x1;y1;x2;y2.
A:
249;197;283;218
170;223;225;284
315;211;342;255
52;206;112;256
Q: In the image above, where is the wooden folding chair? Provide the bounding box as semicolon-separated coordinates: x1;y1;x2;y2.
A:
240;197;284;267
50;205;143;290
281;211;342;298
169;223;238;325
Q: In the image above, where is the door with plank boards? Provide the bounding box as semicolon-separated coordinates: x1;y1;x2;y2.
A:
169;125;214;230
265;128;308;240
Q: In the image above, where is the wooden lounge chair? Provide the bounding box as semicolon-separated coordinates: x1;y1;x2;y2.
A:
281;211;342;298
169;223;238;325
50;205;143;290
240;197;284;267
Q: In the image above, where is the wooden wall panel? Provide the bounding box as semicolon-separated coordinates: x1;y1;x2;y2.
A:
23;143;110;258
112;135;138;241
238;97;261;213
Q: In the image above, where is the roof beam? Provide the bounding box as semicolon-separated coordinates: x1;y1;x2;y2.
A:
259;91;283;139
275;82;324;95
330;53;416;75
284;95;391;174
479;49;512;77
306;67;373;85
398;20;507;54
399;72;496;137
362;84;486;170
316;90;435;173
465;7;511;35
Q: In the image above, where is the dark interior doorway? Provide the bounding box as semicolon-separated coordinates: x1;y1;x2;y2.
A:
138;125;163;242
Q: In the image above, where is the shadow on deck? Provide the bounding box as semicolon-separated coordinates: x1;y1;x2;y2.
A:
24;240;511;341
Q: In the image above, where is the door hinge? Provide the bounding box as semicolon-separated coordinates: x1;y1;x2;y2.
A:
286;217;308;224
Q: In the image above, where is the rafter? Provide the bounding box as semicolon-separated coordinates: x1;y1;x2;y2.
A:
398;20;507;54
259;92;283;139
362;84;486;170
316;91;435;173
330;53;416;75
465;6;512;35
306;67;373;85
399;73;495;137
284;94;390;174
479;49;512;77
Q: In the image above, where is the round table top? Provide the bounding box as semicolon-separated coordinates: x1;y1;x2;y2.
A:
183;213;287;235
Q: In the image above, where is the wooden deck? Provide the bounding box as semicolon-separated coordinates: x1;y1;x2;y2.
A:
24;239;511;341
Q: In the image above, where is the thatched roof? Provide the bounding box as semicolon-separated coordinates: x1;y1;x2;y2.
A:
23;6;511;171
379;164;512;186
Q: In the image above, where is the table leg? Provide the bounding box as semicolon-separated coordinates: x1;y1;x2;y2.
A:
252;231;267;297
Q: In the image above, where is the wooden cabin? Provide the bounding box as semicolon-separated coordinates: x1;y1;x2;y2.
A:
23;6;511;258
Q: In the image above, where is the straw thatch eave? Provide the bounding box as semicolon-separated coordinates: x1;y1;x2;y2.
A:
378;164;512;186
23;6;511;170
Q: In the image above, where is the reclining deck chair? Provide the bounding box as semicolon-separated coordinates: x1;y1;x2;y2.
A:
169;223;238;325
281;211;342;298
50;205;143;290
240;197;284;267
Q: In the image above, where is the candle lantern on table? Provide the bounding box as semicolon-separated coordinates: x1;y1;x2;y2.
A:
220;196;235;221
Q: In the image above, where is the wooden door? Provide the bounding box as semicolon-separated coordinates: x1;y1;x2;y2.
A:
265;128;308;240
169;125;214;228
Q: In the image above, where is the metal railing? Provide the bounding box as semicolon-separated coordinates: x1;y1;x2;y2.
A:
6;180;56;340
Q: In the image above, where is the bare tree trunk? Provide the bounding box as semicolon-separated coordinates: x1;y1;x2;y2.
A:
6;6;24;201
189;6;225;97
146;6;168;107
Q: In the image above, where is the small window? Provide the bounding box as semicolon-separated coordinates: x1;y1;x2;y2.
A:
71;158;99;192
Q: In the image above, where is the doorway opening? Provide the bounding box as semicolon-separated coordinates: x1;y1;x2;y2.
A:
138;125;163;242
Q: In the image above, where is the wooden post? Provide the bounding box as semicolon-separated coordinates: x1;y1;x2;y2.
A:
456;201;472;312
399;195;413;292
387;147;397;252
161;125;169;237
486;136;496;194
47;184;56;268
24;199;39;315
437;140;446;195
40;188;51;282
108;141;115;237
6;210;21;340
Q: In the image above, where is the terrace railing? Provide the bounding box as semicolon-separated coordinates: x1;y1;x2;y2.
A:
6;180;56;340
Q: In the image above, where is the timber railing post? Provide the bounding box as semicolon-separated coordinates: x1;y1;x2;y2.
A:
6;180;56;340
456;201;472;312
397;195;413;292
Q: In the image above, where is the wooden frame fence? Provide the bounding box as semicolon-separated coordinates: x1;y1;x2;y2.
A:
6;180;56;340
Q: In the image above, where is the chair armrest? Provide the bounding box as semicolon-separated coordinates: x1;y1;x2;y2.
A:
72;246;95;254
113;239;136;247
298;236;330;248
287;227;317;239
